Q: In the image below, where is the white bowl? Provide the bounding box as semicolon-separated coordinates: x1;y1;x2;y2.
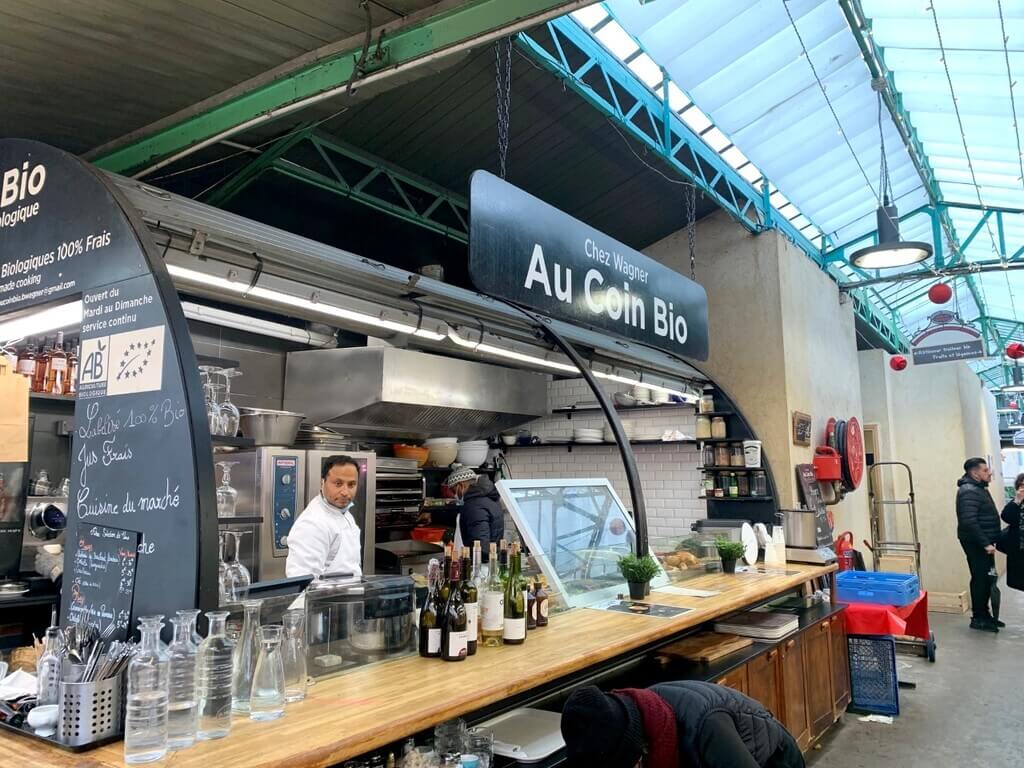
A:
456;446;489;467
426;444;458;467
500;435;516;446
27;704;58;731
42;544;63;555
424;437;458;445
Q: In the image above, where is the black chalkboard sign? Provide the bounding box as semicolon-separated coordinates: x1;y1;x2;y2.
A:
67;524;140;638
795;464;833;547
0;139;217;634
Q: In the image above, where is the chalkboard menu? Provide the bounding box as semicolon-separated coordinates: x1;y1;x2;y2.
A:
0;139;217;633
67;524;140;638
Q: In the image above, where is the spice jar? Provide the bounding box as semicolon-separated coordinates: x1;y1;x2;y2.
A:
736;471;750;497
730;443;745;467
699;393;715;414
696;415;712;440
752;470;768;497
711;417;727;439
714;444;730;467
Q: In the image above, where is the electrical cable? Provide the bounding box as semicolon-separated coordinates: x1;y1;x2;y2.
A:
997;0;1024;203
495;37;513;179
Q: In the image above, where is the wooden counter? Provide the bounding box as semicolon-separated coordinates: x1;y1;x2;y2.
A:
0;564;834;768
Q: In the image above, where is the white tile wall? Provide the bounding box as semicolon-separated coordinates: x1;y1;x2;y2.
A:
503;378;706;540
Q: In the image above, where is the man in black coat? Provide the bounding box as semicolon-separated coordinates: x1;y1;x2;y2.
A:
956;457;1003;632
561;681;804;768
444;467;504;563
999;472;1024;593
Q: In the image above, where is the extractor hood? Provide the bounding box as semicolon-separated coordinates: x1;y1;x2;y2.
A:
283;347;547;439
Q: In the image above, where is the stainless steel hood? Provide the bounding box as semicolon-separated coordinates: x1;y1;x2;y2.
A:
283;347;547;439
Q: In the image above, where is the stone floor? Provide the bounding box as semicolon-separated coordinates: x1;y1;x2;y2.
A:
808;585;1023;767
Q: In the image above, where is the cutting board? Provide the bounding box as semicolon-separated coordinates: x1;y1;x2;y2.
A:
658;632;753;663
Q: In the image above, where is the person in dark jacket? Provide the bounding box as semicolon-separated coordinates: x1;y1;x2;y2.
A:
999;472;1024;593
561;681;804;768
956;457;1003;632
444;467;503;563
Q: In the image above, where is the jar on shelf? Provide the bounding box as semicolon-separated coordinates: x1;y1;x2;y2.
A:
701;472;715;497
696;415;712;440
711;417;727;439
714;444;730;467
730;443;745;467
699;393;715;414
702;443;716;468
727;473;739;498
752;470;768;497
736;471;750;497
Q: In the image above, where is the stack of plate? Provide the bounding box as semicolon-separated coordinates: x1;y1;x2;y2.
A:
573;427;604;444
602;422;637;442
293;424;352;451
713;611;799;640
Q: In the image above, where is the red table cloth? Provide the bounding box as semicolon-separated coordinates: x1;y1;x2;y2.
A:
841;590;930;639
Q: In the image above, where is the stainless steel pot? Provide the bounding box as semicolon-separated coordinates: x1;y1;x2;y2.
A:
238;408;305;446
782;509;819;548
28;501;67;540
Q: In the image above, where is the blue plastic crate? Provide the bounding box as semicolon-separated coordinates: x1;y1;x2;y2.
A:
836;570;919;607
847;634;899;716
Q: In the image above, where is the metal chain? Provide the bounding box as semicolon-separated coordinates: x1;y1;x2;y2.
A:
685;184;697;281
495;37;513;179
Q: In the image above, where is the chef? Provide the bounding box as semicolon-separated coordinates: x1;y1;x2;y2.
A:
286;455;363;579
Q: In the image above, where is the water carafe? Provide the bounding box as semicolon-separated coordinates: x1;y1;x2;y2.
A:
250;625;286;721
197;611;235;740
124;616;169;764
167;611;199;749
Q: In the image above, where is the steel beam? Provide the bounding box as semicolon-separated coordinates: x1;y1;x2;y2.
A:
90;0;589;177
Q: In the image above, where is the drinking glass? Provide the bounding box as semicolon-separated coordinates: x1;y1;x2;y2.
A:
218;368;242;437
215;461;239;517
433;719;466;761
250;625;285;721
198;366;223;435
464;727;493;768
281;610;307;702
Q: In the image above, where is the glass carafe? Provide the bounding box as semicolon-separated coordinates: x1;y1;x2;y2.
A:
125;616;169;765
197;611;235;740
167;612;199;750
215;461;239;518
250;625;286;721
218;368;242;437
231;600;261;714
225;531;252;600
35;625;63;707
281;610;307;702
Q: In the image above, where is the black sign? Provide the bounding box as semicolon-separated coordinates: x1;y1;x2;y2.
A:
0;140;217;631
911;339;985;366
67;524;140;639
468;171;709;361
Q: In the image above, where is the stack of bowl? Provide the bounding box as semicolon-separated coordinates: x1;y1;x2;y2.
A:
423;437;458;468
456;440;489;467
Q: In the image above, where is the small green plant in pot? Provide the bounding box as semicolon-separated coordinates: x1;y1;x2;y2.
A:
716;538;747;574
618;553;660;600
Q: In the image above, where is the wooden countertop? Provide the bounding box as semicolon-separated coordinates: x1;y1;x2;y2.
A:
0;563;834;768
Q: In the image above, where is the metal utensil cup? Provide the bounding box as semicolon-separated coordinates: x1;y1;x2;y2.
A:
57;671;126;747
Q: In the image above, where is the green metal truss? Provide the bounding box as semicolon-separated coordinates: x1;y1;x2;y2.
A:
90;0;585;176
204;129;469;242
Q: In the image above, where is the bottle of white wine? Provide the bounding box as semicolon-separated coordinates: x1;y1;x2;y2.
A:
441;557;468;662
480;542;504;648
418;559;442;658
503;543;526;645
460;547;479;656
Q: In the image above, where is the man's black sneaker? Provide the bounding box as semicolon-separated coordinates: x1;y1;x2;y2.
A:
970;618;999;633
993;619;1006;628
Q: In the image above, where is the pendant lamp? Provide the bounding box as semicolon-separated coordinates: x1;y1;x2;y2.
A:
850;197;932;269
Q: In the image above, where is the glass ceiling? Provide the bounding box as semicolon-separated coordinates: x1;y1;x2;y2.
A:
584;0;1024;384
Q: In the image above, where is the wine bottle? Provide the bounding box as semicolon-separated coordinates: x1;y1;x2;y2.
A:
498;542;509;586
480;542;504;648
503;543;526;645
535;579;549;627
460;547;479;656
526;580;537;631
45;331;67;395
32;337;51;393
418;559;442;658
438;544;453;606
441;557;468;662
65;339;79;396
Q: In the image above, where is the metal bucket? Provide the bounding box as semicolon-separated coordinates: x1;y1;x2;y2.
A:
57;672;125;747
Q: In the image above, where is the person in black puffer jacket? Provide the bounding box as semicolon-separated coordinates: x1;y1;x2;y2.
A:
443;468;504;563
999;472;1024;593
561;681;804;768
956;457;1003;632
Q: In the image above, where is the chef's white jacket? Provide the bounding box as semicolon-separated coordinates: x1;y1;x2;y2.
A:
285;494;363;579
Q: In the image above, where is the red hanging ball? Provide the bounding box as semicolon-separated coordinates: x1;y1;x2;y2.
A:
1007;342;1024;360
889;355;908;371
928;282;953;304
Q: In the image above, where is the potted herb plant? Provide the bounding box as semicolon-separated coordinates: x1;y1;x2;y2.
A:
618;553;660;600
716;538;747;574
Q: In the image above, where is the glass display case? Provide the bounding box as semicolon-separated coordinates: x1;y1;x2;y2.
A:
495;479;670;609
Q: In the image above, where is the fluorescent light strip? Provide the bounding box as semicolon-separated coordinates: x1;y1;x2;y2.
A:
0;299;84;343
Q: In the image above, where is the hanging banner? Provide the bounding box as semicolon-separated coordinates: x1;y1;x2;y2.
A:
910;311;986;366
468;171;709;361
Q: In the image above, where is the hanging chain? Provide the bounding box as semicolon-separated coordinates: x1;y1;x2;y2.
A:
685;184;697;281
495;37;513;179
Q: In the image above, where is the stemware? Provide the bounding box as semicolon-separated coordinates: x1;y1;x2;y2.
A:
218;368;242;437
215;461;239;517
225;531;252;600
217;533;232;605
199;365;225;435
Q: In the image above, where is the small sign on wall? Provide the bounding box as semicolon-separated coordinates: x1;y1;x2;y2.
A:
792;411;812;446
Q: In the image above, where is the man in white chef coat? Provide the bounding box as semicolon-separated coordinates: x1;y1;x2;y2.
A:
286;455;363;579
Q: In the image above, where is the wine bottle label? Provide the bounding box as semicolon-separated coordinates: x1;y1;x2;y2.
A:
503;617;526;641
540;601;549;619
481;591;504;631
465;602;479;638
529;602;537;621
446;630;468;658
427;628;441;654
17;360;35;376
50;358;67;371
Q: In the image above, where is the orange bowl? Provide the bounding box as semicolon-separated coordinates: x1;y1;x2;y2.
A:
393;444;429;467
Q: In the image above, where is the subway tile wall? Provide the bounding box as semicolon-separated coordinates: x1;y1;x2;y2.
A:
503;378;706;541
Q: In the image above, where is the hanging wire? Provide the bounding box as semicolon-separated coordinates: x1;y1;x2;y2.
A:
997;0;1024;201
876;90;895;203
685;183;697;281
495;37;513;179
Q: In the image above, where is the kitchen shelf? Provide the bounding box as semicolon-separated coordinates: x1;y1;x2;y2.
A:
696;411;735;418
218;516;263;525
703;496;774;503
697;438;746;444
29;392;75;404
699;466;764;472
211;435;255;448
504;439;696;453
197;353;241;369
551;402;697;417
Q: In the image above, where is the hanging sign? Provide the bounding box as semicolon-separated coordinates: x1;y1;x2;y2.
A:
910;311;986;365
0;139;217;627
468;171;709;361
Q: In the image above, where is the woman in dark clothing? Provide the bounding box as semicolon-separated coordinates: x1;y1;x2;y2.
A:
999;472;1024;592
561;682;804;768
